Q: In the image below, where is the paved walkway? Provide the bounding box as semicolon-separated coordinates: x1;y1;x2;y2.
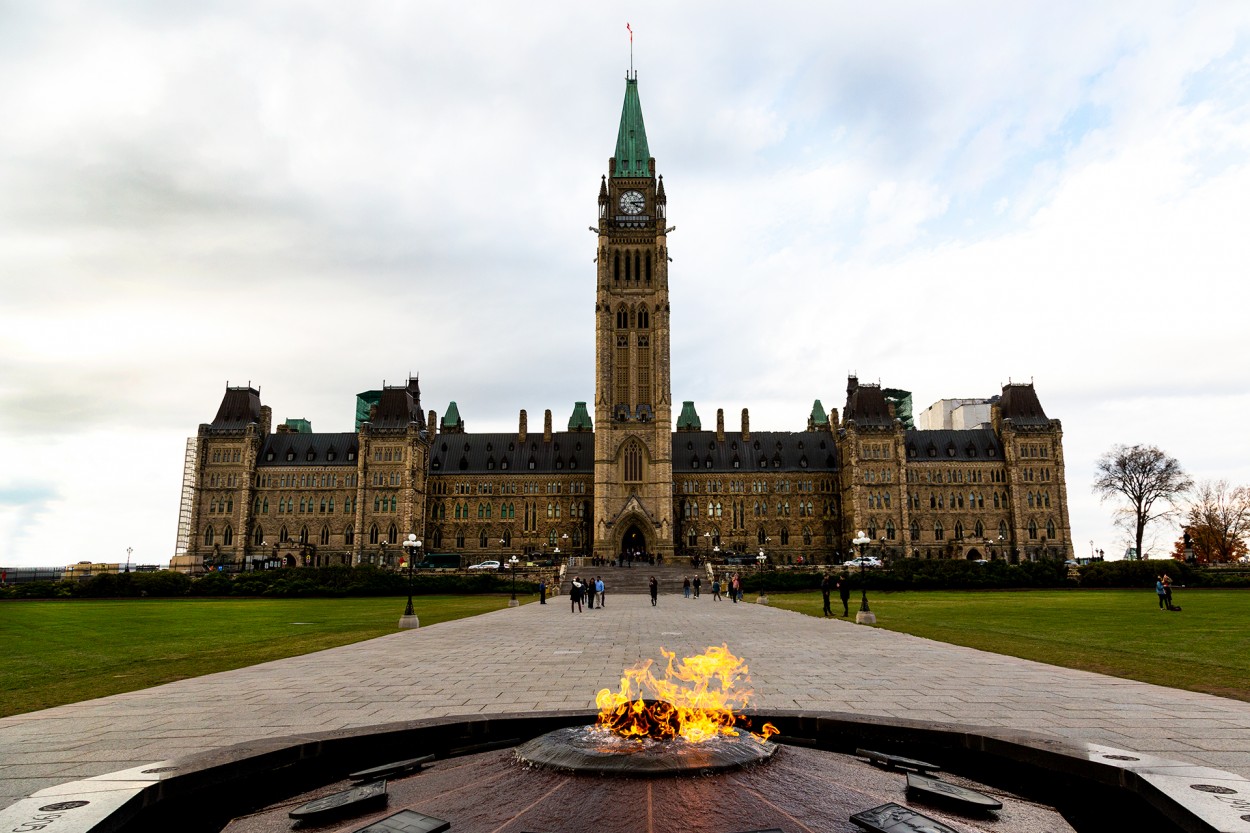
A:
3;593;1250;811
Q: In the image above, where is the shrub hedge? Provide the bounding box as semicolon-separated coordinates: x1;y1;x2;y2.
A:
0;565;537;600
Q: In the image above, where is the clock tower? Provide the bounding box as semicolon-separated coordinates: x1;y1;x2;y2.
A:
592;72;675;562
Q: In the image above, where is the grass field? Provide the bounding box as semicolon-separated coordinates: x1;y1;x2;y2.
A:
0;595;522;718
770;588;1250;702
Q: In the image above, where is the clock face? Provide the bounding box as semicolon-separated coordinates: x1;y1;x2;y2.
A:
619;190;645;215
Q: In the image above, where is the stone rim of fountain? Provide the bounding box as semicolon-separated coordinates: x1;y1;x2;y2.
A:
2;709;1248;833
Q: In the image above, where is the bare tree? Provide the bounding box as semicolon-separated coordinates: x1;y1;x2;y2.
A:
1092;444;1192;560
1185;480;1250;563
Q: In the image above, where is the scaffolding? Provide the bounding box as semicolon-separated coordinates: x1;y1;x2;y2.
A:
174;437;196;558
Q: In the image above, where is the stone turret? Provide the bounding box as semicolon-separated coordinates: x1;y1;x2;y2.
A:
518;409;527;443
716;409;725;442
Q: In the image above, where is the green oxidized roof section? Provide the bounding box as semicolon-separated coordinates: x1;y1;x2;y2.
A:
568;401;593;431
810;400;828;426
676;401;701;431
442;401;461;428
613;76;651;178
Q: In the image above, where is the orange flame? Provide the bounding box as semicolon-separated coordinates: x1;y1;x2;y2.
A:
595;645;779;743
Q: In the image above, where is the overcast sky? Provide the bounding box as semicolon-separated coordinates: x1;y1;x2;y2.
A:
2;2;1249;569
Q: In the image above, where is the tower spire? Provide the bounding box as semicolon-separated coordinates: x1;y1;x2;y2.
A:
613;73;650;178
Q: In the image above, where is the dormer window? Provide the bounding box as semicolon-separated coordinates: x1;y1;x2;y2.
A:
286;451;295;461
265;451;275;461
346;451;356;461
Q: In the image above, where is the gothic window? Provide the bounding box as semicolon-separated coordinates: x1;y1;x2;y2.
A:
320;527;330;545
780;528;789;545
687;529;697;547
613;251;620;283
645;250;652;284
910;520;920;541
867;520;877;539
634;251;641;281
345;525;354;545
456;531;465;548
886;520;896;540
975;519;984;538
1028;519;1038;539
803;527;812;545
299;526;309;545
1047;519;1057;539
934;521;944;540
254;526;264;545
480;532;488;548
758;527;767;545
954;521;964;540
624;441;643;482
280;526;289;543
370;524;379;545
203;526;214;546
639;307;650;329
999;520;1008;539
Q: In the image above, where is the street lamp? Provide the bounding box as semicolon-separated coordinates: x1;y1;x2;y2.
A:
756;548;768;604
852;530;875;624
399;534;421;629
125;547;132;574
508;555;521;607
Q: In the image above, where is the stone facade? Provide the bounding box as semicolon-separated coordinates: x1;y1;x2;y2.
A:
174;75;1073;573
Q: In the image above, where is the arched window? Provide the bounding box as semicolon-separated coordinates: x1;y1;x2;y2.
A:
502;530;511;547
645;250;652;284
279;526;289;543
253;526;264;545
975;519;985;538
758;527;767;545
1047;519;1057;539
803;527;812;545
480;532;488;548
1028;519;1039;539
387;524;398;544
910;520;920;541
954;521;964;540
999;520;1008;539
222;524;233;545
320;527;330;545
780;527;789;545
203;526;215;546
886;519;896;540
623;441;643;482
369;524;379;545
547;502;554;518
613;251;620;283
299;526;309;545
432;529;442;548
867;520;877;539
934;521;945;540
344;525;354;545
687;529;698;547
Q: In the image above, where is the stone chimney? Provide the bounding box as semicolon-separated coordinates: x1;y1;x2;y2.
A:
830;408;840;430
544;409;553;442
716;409;725;442
741;408;750;442
427;410;437;435
519;409;527;443
259;405;272;437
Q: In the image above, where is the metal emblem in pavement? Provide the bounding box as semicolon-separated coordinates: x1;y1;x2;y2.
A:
289;779;388;820
850;802;958;832
906;772;1002;811
856;748;941;773
351;808;450;833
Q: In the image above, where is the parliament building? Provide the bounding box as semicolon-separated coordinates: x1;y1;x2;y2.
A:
174;74;1073;572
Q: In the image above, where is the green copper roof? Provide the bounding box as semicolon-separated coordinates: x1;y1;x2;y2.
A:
284;417;312;433
676;401;701;431
613;76;651;178
809;400;828;425
568;401;593;431
443;401;461;428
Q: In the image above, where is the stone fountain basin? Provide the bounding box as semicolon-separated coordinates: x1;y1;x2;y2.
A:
2;710;1248;833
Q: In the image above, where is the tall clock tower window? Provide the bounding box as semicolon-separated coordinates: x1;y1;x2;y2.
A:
624;441;643;483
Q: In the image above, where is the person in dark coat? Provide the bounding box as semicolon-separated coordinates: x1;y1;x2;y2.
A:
570;578;584;613
648;575;659;606
837;573;851;617
820;573;833;617
539;578;547;604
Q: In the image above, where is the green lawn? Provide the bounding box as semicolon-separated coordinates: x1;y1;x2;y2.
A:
0;596;521;718
770;588;1250;702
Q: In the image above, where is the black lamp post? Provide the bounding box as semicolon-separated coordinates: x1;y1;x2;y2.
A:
852;530;875;624
399;534;421;628
756;549;768;604
508;555;520;607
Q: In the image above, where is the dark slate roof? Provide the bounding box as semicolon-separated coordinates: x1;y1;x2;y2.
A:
259;433;359;467
430;432;595;475
672;431;838;474
904;429;1004;462
371;379;423;431
209;387;261;430
844;382;893;427
999;383;1050;426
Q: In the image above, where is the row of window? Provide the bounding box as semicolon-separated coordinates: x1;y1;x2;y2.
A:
206;473;240;488
211;449;243;463
907;469;1005;484
880;517;1059;542
1019;443;1050;459
861;470;895;484
684;527;823;547
257;473;357;489
264;448;356;463
909;444;998;459
372;446;406;462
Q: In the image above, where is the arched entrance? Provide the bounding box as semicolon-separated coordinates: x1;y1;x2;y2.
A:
621;523;647;558
965;548;982;561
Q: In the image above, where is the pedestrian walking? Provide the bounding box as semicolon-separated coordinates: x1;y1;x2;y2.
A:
570;578;584;613
539;578;547;604
712;577;721;600
820;573;832;617
838;573;851;617
648;575;659;606
596;576;605;607
683;576;691;598
693;576;701;598
731;573;740;603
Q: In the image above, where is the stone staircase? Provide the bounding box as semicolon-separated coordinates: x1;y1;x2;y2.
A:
560;562;708;596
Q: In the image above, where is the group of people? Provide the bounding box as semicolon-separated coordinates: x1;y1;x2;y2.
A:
1155;574;1180;611
618;550;661;567
820;573;853;617
568;576;605;612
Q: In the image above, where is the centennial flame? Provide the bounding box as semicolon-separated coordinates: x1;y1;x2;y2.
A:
594;645;779;743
